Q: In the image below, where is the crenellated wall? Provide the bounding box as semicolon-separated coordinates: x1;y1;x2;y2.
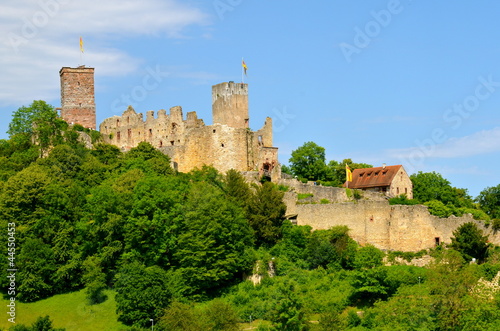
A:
100;104;279;178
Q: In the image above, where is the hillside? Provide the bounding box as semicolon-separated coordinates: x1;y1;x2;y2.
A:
1;105;500;330
0;289;126;330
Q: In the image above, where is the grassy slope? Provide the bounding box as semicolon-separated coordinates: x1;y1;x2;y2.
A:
0;289;129;330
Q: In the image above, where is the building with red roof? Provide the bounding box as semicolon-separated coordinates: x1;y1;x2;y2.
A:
345;164;413;199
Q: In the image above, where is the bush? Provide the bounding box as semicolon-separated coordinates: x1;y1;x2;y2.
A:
492;219;500;232
277;184;289;192
424;200;453;218
450;222;490;263
320;199;330;204
389;194;419;205
297;193;313;200
387;250;428;263
456;207;490;221
72;123;84;131
354;245;384;269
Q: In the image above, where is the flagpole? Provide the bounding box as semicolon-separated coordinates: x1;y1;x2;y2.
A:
241;57;244;83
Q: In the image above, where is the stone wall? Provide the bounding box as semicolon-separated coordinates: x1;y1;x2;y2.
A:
100;100;279;178
279;178;387;203
283;189;500;252
59;66;96;130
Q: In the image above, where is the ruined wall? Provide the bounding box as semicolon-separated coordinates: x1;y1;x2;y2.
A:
59;66;96;129
279;178;388;203
100;104;280;178
100;106;204;150
389;166;413;199
172;124;250;173
283;191;500;252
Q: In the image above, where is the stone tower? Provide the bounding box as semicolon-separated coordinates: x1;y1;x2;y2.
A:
212;81;249;128
59;66;96;129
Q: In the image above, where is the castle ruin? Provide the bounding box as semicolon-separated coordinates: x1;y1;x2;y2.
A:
59;66;280;179
59;65;500;254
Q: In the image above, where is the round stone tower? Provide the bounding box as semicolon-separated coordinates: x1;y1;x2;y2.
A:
212;81;249;129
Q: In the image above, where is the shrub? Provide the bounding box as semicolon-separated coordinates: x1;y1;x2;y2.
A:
72;123;84;131
457;207;490;221
389;194;419;205
424;200;452;218
320;199;330;204
277;184;289;192
354;245;384;269
387;250;428;263
492;219;500;232
297;193;313;200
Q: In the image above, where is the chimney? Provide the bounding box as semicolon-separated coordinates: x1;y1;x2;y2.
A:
382;163;386;169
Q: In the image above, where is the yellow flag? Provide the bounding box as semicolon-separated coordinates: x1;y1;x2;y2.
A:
242;60;247;75
346;164;352;182
80;37;84;53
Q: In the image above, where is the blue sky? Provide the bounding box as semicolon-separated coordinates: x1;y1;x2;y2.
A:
1;0;500;197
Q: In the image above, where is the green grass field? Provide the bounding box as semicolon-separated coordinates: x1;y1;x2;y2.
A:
0;289;130;330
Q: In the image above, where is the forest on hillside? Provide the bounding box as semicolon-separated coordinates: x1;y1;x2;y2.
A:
1;101;500;330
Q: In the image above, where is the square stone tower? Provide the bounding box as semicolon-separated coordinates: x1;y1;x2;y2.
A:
212;81;249;128
59;66;96;129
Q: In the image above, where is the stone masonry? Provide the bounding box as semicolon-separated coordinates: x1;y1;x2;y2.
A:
59;66;96;130
282;182;500;252
99;81;280;180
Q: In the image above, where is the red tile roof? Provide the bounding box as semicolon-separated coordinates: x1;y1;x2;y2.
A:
346;165;402;189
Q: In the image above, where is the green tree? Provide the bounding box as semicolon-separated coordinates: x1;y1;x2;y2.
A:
353;244;384;269
361;285;435;330
247;182;287;246
159;301;202;331
90;143;121;165
0;164;52;229
305;226;357;270
411;171;474;208
29;315;65;331
270;280;309;331
427;250;478;331
8;101;59;137
424;200;453;218
123;141;172;176
349;267;392;305
114;262;172;327
17;238;57;302
270;223;312;263
8;100;67;155
289;141;326;181
476;184;500;219
450;222;490;263
324;159;373;186
82;256;107;304
224;169;252;209
202;299;241;331
173;182;254;296
123;175;188;266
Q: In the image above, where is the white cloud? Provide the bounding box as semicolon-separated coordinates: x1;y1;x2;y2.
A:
0;0;210;106
387;127;500;159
